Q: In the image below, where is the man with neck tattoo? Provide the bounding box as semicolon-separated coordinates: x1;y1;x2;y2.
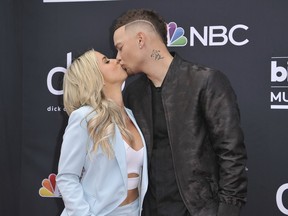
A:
113;9;247;216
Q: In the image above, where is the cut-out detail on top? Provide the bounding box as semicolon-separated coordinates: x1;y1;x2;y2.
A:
123;140;144;190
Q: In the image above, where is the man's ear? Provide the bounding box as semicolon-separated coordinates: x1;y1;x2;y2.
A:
137;32;145;48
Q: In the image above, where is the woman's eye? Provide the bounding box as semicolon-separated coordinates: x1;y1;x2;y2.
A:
103;57;110;64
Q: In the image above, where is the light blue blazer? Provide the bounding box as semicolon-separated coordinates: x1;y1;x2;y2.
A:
56;106;148;216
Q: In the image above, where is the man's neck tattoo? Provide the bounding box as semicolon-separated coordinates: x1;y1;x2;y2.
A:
151;50;164;60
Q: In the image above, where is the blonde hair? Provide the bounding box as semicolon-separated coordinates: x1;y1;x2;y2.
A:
63;49;133;157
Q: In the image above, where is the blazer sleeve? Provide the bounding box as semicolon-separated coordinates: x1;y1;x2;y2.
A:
201;70;247;216
56;108;96;216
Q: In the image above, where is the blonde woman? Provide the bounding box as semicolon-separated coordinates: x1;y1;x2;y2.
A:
56;49;148;216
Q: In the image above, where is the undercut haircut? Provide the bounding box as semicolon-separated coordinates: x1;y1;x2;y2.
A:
113;9;167;45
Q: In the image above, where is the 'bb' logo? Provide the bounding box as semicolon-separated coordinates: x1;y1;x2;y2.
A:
271;61;288;82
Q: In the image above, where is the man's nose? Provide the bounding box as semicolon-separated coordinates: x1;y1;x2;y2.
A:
116;53;121;62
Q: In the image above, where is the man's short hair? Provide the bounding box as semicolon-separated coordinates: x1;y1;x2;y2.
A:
113;9;167;45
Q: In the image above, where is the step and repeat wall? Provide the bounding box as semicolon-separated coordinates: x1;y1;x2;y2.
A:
19;0;288;215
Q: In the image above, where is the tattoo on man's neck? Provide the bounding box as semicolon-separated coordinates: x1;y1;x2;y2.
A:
151;50;164;60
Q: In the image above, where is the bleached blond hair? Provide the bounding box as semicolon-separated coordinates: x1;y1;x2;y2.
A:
63;49;133;157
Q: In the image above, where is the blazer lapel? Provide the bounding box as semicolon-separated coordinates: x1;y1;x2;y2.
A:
111;125;127;189
125;108;148;198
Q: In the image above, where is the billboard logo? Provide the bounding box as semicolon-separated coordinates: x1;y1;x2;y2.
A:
39;173;61;198
167;22;188;47
271;60;288;82
270;56;288;109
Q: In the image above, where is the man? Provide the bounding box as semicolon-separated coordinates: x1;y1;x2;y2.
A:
113;9;247;216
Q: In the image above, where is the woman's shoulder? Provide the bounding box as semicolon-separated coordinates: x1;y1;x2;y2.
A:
70;106;96;120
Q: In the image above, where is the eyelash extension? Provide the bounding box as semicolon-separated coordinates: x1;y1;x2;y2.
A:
104;57;110;63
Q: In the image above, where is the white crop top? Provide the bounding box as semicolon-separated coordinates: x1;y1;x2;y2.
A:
124;140;144;190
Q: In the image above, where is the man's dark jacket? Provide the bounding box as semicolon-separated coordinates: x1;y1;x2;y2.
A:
123;54;248;216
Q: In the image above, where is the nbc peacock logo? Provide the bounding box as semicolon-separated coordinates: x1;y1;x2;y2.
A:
39;173;61;198
167;22;188;47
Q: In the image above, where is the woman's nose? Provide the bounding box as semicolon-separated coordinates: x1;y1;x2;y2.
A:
113;57;122;66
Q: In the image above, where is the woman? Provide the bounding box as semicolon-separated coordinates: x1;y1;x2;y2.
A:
56;49;148;216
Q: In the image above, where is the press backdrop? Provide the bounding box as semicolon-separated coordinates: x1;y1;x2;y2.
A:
1;0;288;215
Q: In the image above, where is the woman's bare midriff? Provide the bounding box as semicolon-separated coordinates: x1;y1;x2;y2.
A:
119;188;139;206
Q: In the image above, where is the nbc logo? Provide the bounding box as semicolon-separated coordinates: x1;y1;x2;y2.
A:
167;22;188;47
167;21;248;47
39;173;61;198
